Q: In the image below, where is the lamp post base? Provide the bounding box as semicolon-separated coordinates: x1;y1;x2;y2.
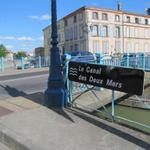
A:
45;86;66;108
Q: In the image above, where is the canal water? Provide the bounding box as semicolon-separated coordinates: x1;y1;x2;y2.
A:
95;105;150;133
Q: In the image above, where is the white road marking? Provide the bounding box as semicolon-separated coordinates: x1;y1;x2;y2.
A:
0;74;48;83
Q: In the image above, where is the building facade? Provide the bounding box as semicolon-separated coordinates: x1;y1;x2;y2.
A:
35;47;45;57
43;19;65;57
43;5;150;57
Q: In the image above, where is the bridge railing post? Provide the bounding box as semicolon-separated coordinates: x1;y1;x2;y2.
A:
0;57;4;72
112;90;115;121
21;57;24;70
64;54;72;106
126;53;129;67
38;56;42;68
143;53;146;70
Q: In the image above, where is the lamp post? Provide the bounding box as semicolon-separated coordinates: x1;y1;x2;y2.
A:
45;0;66;108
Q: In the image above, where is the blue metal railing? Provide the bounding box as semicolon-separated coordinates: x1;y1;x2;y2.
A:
0;56;50;72
64;53;150;133
1;53;150;72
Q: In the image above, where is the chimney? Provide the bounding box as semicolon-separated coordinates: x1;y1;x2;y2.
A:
118;1;122;11
146;8;150;15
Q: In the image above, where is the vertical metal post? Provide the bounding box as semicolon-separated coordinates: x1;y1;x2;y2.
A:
112;90;115;120
65;54;72;105
143;53;146;70
45;0;66;108
38;56;42;68
0;57;4;72
99;53;103;65
126;53;129;67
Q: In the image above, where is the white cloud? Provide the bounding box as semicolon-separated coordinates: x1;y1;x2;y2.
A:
38;36;44;41
17;36;34;41
29;14;51;21
0;36;15;40
6;45;14;49
0;36;34;41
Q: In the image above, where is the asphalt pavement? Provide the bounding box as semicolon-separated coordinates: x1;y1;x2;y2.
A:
0;71;48;101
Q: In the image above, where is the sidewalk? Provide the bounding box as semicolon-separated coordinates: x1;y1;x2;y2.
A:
0;67;49;76
0;97;149;150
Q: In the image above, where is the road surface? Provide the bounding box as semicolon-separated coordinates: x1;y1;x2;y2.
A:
0;71;49;101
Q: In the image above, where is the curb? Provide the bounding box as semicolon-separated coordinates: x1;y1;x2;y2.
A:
0;123;30;150
0;120;45;150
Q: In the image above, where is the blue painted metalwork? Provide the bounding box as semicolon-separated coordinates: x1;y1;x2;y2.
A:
143;54;146;70
112;90;115;118
21;57;24;70
0;57;4;72
44;0;66;108
38;56;42;68
64;53;150;132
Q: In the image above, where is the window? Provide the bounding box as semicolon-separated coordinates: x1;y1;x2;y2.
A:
70;28;73;40
74;26;78;40
74;44;78;51
102;41;109;54
130;27;134;37
58;34;61;42
135;18;139;24
126;16;130;23
126;42;131;53
65;29;69;40
92;25;99;36
115;41;121;52
134;43;139;52
145;19;148;25
144;43;149;52
70;45;73;51
80;42;84;50
73;16;77;23
57;24;60;30
115;27;120;38
101;25;108;37
126;27;130;37
65;20;68;26
115;15;120;22
102;13;108;20
93;40;100;53
135;28;139;38
79;24;83;38
92;12;98;20
79;13;83;20
144;29;149;38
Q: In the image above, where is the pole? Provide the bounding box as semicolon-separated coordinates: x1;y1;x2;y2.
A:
45;0;66;108
112;90;115;121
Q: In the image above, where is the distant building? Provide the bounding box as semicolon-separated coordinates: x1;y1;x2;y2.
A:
6;51;14;60
43;4;150;57
43;19;65;57
35;47;45;57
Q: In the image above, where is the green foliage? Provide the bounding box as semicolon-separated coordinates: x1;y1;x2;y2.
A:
15;51;27;58
0;44;8;57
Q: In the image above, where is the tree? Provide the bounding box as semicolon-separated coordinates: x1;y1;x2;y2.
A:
0;44;8;57
15;51;27;58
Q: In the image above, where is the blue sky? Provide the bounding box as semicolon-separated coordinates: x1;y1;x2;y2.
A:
0;0;150;52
